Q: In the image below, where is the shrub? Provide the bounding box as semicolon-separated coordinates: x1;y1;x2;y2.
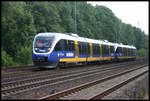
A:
137;48;149;58
15;46;33;65
2;50;14;67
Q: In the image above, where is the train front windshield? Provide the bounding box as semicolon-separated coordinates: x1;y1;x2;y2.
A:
34;37;54;53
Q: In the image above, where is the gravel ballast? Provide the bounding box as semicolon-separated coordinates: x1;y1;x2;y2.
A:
60;66;148;100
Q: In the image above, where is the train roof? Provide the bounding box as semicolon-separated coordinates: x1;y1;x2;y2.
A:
35;32;136;49
115;43;136;49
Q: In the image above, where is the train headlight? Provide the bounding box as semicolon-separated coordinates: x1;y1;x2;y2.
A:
48;48;51;51
35;48;38;51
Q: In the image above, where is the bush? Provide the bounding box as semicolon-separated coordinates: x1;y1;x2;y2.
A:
15;46;33;65
2;50;15;67
137;48;149;58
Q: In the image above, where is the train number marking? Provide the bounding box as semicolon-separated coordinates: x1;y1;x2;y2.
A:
66;53;74;57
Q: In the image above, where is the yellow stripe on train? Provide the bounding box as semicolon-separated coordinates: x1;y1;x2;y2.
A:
60;56;114;62
60;56;135;62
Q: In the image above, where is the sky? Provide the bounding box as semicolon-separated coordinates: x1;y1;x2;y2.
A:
87;1;149;35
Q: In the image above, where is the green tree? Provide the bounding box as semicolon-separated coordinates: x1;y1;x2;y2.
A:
1;1;148;67
2;2;36;57
2;50;15;67
15;46;33;65
137;48;149;58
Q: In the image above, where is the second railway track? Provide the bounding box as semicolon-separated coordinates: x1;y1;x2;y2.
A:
2;59;148;99
39;65;148;100
2;59;146;82
2;61;138;96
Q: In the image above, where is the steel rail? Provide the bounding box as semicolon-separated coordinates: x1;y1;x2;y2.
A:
2;59;143;83
38;64;148;100
2;62;135;96
2;61;136;88
2;65;33;70
91;71;148;99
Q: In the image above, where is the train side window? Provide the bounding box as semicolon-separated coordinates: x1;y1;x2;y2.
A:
92;44;95;55
64;40;68;51
127;48;129;56
123;48;125;56
125;48;127;56
82;42;86;55
54;40;62;51
82;42;84;55
110;46;114;55
128;48;130;56
60;39;65;51
126;48;128;56
131;49;132;56
102;45;104;55
78;42;82;55
72;41;75;51
92;44;96;55
86;42;90;55
83;42;87;55
129;48;131;56
78;42;89;55
117;47;122;54
119;47;121;53
102;45;108;56
68;40;75;51
125;48;126;56
97;44;100;55
81;42;83;55
106;45;108;55
120;47;122;54
93;44;100;55
56;39;67;51
132;49;134;56
123;48;126;56
134;49;136;56
56;39;72;51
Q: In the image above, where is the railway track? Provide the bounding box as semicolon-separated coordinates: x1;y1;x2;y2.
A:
2;59;148;99
1;62;136;97
2;66;36;78
2;58;147;79
2;60;143;88
39;65;148;100
2;59;146;83
1;60;138;83
1;61;122;79
2;65;34;73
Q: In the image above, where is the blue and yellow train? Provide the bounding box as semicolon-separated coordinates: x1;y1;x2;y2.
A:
32;32;136;68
